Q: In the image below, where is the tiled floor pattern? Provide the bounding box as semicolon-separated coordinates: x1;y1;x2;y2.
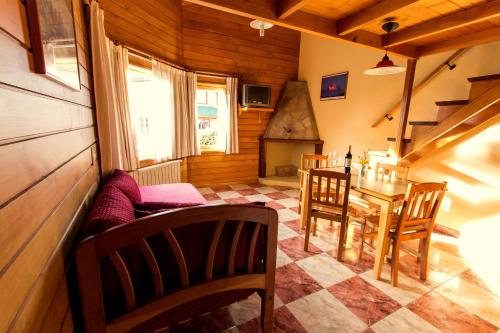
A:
168;183;500;333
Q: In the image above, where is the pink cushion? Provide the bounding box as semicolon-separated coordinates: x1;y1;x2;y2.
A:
138;183;207;209
84;184;136;236
107;169;141;204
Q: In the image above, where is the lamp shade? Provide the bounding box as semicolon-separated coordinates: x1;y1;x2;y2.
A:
364;55;406;75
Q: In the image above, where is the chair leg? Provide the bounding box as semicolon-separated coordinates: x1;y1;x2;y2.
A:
304;211;313;251
259;289;274;333
419;237;431;281
298;190;302;214
358;223;365;260
337;217;348;261
391;238;401;287
313;217;318;236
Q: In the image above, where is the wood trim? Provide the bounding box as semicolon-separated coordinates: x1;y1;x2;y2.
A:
109;251;136;310
228;221;244;276
139;238;164;297
278;0;311;19
163;230;190;287
388;0;500;46
337;0;419;35
182;0;418;58
205;219;226;280
419;27;500;55
395;59;417;159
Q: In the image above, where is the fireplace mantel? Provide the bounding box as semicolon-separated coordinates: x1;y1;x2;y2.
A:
258;137;324;178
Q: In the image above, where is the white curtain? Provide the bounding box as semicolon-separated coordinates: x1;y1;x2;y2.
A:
108;41;139;171
151;60;174;161
90;2;120;177
226;77;239;154
153;61;200;159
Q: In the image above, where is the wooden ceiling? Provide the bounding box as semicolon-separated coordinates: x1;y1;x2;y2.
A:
183;0;500;58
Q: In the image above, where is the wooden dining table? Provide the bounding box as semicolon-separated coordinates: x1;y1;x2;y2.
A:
299;167;412;280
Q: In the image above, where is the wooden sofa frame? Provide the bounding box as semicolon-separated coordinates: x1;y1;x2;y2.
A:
75;204;278;333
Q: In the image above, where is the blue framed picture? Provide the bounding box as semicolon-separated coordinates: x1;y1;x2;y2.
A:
320;71;348;100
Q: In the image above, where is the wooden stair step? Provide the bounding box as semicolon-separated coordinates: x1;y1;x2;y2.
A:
387;137;411;143
409;121;438;126
467;74;500;82
435;100;469;106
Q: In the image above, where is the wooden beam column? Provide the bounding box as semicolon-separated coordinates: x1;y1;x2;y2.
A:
395;59;417;159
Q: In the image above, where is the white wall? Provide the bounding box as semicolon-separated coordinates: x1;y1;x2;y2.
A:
298;32;500;159
297;33;500;234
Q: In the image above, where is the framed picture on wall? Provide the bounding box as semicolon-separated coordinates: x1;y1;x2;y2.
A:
25;0;81;90
320;71;348;100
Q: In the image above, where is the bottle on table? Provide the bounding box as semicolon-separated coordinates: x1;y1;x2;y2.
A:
344;145;352;173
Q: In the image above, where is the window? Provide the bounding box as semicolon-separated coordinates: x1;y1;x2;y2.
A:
127;64;172;162
196;83;227;151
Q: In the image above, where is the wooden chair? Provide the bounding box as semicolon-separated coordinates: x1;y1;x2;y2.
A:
298;154;329;214
303;169;351;261
389;181;447;286
375;162;409;180
351;162;411;257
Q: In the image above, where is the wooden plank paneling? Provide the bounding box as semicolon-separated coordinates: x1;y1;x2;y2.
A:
183;5;300;186
0;0;30;46
100;0;183;63
0;1;99;332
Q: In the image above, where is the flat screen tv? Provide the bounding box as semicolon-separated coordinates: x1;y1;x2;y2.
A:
242;84;271;107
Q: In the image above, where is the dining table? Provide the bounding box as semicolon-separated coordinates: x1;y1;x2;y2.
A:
299;167;412;280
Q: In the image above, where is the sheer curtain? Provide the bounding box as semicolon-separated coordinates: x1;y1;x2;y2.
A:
153;60;200;159
225;77;239;154
151;60;174;161
90;1;120;177
90;2;139;175
108;41;139;170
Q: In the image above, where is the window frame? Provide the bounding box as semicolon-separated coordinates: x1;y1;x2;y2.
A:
196;81;227;153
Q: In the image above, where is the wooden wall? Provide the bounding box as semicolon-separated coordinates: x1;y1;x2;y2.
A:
182;4;300;186
100;0;183;64
0;0;99;332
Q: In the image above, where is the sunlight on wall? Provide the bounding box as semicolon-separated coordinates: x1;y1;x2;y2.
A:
460;215;500;296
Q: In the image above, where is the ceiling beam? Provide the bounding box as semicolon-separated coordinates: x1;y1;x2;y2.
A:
388;0;500;46
278;0;311;19
337;0;420;35
183;0;419;58
419;27;500;55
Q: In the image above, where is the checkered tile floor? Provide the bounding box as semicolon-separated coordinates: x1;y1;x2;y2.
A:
167;183;500;333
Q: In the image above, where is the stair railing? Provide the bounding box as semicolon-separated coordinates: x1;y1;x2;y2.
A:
371;48;469;128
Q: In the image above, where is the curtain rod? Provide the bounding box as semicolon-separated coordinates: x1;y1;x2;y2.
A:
122;42;239;78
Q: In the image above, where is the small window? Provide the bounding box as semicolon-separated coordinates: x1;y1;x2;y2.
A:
197;83;227;151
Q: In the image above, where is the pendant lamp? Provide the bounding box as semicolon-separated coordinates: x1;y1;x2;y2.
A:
364;21;406;76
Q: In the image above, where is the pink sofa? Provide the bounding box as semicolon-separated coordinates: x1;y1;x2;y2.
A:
76;170;278;332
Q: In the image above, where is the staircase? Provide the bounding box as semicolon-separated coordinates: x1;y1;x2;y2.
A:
387;74;500;164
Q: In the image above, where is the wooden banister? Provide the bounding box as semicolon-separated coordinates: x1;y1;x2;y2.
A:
371;48;469;128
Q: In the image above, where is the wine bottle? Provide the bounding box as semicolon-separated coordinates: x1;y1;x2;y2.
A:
344;145;352;173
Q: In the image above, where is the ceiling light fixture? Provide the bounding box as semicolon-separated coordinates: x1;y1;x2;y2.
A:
364;21;406;76
250;20;274;37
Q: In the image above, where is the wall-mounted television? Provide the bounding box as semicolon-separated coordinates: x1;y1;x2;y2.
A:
242;84;272;107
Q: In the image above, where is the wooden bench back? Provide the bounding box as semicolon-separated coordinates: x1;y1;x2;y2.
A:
75;204;278;333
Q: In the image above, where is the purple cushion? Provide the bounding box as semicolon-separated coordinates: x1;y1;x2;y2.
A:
107;169;141;204
137;183;207;209
84;184;136;236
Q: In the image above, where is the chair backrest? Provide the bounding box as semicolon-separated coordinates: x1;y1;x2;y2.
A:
375;162;409;180
395;182;447;236
301;154;329;170
308;169;351;217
